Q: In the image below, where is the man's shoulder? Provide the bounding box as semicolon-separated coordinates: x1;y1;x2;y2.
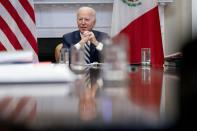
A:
92;30;109;39
63;30;79;38
62;30;80;47
92;30;108;35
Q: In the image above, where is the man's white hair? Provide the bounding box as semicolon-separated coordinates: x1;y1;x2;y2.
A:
77;6;96;19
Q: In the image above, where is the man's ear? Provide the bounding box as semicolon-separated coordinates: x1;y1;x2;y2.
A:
93;19;96;27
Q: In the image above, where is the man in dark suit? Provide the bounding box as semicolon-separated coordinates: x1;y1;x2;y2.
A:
62;6;109;63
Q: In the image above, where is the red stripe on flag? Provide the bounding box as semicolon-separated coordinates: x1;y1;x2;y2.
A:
0;41;7;51
118;6;164;67
19;0;35;23
1;0;38;54
0;16;23;50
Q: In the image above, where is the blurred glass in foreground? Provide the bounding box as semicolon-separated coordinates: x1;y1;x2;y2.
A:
102;35;128;87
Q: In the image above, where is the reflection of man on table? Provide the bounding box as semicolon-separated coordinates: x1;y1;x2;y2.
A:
79;83;99;121
62;6;109;63
78;68;102;121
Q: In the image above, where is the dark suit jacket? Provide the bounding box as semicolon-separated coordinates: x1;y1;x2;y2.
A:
62;30;109;63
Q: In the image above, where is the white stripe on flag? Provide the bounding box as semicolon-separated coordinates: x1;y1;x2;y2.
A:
28;0;34;9
0;30;15;51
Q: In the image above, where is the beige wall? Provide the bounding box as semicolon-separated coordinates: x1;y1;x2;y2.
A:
164;0;192;56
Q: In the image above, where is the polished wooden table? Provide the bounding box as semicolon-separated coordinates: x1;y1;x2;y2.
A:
0;65;180;130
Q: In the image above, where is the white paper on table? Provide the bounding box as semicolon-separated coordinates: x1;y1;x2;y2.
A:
0;51;35;63
0;64;76;83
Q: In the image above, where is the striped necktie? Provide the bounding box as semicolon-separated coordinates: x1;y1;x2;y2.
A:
84;43;91;64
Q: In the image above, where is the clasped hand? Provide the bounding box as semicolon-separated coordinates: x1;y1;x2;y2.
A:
80;31;99;46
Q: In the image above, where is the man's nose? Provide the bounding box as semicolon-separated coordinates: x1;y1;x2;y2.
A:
82;19;86;24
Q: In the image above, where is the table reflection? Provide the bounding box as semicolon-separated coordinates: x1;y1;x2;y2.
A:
0;96;37;129
79;82;98;121
0;65;180;130
129;66;163;109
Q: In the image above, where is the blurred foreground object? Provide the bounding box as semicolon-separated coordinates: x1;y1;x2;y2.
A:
180;39;197;129
103;36;128;87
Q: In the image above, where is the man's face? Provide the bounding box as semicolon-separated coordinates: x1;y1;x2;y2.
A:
77;10;95;33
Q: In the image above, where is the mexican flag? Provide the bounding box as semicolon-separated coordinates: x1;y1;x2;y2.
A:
111;0;164;67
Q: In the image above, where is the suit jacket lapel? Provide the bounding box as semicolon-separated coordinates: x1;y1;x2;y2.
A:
73;31;81;45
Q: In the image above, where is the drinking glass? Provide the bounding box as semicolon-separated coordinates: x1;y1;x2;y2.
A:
60;48;69;64
141;48;151;66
